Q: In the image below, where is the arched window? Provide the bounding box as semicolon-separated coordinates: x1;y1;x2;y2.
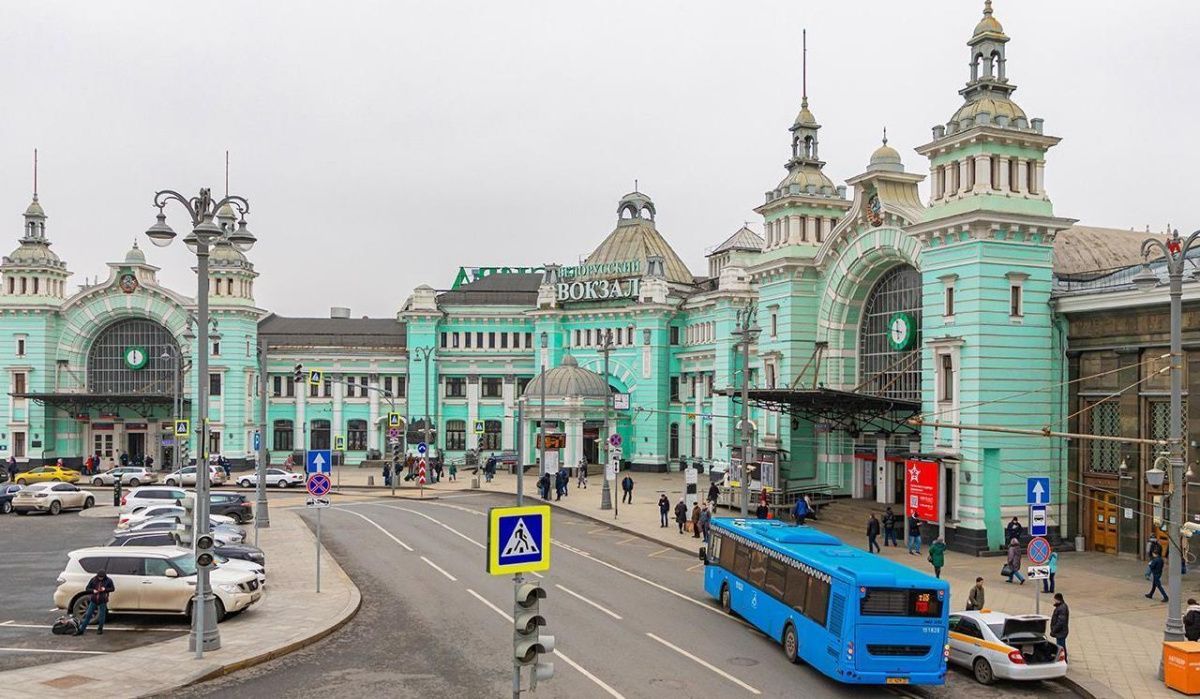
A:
87;318;181;395
310;419;331;450
446;420;466;451
858;264;922;402
669;423;679;460
347;419;368;451
482;419;502;451
272;419;293;452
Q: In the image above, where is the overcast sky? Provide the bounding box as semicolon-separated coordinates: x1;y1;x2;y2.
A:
1;1;1194;317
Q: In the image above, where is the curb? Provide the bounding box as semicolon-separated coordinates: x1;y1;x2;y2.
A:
1056;671;1124;699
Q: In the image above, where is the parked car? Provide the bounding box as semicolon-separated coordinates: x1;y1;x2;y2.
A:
90;467;157;488
116;505;236;530
54;546;261;622
948;610;1067;684
123;517;245;545
14;465;81;485
119;486;188;514
0;483;23;514
106;531;265;568
209;491;254;523
12;482;94;515
162;465;226;487
237;468;305;489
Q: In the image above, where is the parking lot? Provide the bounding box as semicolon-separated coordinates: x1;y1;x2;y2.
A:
0;497;188;671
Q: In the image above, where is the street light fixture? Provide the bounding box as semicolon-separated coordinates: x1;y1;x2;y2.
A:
1134;227;1200;652
145;187;253;659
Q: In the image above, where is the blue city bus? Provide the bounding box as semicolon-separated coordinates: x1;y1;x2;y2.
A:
702;517;950;686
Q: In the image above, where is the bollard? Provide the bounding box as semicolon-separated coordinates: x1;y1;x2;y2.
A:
471;477;481;489
367;475;375;486
112;475;122;506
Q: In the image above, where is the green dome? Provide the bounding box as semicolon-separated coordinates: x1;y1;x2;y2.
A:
124;242;146;264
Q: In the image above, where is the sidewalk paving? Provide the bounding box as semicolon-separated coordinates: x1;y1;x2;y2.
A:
330;465;1186;699
0;497;361;699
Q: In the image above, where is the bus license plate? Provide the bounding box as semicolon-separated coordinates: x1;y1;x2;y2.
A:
886;678;909;685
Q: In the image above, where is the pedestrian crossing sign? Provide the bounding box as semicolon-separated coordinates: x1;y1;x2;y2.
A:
487;505;551;575
174;419;189;437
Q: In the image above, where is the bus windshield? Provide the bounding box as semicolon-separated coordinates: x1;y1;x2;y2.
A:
859;588;943;618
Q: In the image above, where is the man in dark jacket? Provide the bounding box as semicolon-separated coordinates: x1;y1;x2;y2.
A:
1184;599;1200;642
1147;552;1168;601
658;494;670;527
882;507;897;547
707;482;720;508
674;499;688;534
1050;593;1069;659
621;475;634;504
866;514;881;553
75;571;115;636
1004;517;1023;547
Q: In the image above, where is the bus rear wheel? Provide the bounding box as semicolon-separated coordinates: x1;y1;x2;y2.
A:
720;584;732;614
783;623;800;664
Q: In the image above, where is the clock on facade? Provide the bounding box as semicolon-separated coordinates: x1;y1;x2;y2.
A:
886;312;917;352
123;346;149;370
119;273;139;294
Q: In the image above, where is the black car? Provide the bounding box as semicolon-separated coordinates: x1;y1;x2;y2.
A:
209;491;254;524
0;483;22;514
106;530;266;567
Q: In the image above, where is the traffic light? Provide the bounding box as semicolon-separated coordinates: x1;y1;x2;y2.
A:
514;582;554;687
173;493;196;547
294;364;304;383
391;441;402;463
196;532;216;570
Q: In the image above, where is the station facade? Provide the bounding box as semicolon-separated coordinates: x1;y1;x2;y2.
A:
0;2;1180;552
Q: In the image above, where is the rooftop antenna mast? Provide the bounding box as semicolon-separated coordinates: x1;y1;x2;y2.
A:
33;148;38;200
802;29;807;101
224;150;230;197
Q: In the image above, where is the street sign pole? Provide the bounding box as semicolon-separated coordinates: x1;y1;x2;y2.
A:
316;505;322;594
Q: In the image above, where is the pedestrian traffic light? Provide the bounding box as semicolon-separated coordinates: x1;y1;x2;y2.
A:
196;533;216;569
173;493;196;548
294;364;304;383
513;582;554;686
391;441;402;462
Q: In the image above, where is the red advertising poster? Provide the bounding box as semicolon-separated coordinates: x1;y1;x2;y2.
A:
905;458;940;522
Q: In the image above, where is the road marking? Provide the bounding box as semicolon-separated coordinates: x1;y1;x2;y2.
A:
467;589;625;698
646;547;673;558
554;584;622;620
420;556;458;582
466;588;512;622
554;649;625;699
334;508;413;551
0;647;111;655
686;563;704;572
615;536;640;545
645;632;761;695
373;504;485;549
0;622;181;632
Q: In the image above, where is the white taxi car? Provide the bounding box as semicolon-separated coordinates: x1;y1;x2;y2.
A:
236;468;305;489
948;610;1067;684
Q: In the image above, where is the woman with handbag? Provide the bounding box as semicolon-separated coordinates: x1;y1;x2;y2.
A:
1004;538;1026;584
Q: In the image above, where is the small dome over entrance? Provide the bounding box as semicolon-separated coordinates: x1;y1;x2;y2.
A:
524;354;610;399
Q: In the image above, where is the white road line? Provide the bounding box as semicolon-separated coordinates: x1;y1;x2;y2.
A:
466;589;625;699
420;556;458;582
466;588;512;622
0;647;111;655
373;504;485;549
554;584;622;620
645;632;761;695
334;508;414;551
554;540;724;617
553;649;625;699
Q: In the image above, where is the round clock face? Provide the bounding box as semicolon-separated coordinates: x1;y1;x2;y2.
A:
887;312;916;351
124;346;148;370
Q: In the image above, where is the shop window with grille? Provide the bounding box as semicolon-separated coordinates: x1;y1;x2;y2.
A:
347;419;368;451
446;420;466;451
1088;402;1121;474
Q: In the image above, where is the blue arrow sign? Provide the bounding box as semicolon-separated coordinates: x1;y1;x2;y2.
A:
1027;477;1050;505
253;431;261;451
306;449;332;475
417;442;428;456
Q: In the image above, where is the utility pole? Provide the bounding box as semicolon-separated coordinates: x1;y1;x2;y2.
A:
538;332;547;495
599;330;615;512
255;341;270;541
732;303;759;518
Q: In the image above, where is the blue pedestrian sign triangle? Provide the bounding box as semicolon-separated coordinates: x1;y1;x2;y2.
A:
1027;477;1050;505
306;449;332;475
502;519;540;558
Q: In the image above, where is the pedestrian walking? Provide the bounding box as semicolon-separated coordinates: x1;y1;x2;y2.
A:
928;537;946;579
119;452;129;467
577;458;588;488
537;473;551;500
448;461;457;481
1005;538;1026;584
804;494;817;520
907;515;922;555
866;514;881;553
75;570;114;636
621;475;634;504
658;494;670;527
144;455;154;472
882;507;897;547
755;501;769;519
792;496;809;526
691;503;702;539
1146;535;1163;579
966;577;985;611
221;456;231;480
5;455;15;482
1043;551;1058;593
1185;599;1200;642
382;462;392;486
1050;593;1069;659
674;499;688;534
707;482;720;509
1146;552;1168;602
1004;516;1023;547
485;455;496;483
700;503;712;544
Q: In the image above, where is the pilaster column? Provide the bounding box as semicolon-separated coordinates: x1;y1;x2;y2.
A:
805;216;818;244
294;383;305;450
973;155;990;192
367;376;380;452
501;376;515;449
998;156;1011;192
1015;158;1029;194
564;417;581;468
930;164;941;201
821;217;833;242
1035;161;1046;197
957;159;969;194
466;376;480;450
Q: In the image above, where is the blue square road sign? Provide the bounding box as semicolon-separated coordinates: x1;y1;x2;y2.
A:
487;505;551;575
1026;477;1050;505
306;449;332;475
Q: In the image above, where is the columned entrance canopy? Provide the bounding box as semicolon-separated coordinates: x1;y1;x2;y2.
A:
520;354;612;468
14;392;187;418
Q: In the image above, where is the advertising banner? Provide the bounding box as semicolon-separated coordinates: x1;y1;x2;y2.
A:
905;458;940;522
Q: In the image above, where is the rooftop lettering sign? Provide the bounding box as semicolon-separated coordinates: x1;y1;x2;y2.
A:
451;266;545;289
559;259;642;280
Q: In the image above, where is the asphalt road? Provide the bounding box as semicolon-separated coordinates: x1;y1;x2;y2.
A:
171;492;1074;699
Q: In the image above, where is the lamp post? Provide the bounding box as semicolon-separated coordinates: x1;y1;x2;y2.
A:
732;303;760;517
597;329;615;517
255;341;270;540
539;332;548;501
1132;227;1200;649
145;187;255;657
412;346;436;476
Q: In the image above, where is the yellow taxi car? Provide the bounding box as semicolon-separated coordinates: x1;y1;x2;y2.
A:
14;464;81;485
947;610;1067;684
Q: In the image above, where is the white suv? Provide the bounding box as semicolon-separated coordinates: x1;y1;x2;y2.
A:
163;465;226;487
118;486;188;514
54;546;261;622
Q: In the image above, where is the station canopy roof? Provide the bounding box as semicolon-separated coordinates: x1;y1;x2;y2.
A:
14;392;187;418
724;387;920;435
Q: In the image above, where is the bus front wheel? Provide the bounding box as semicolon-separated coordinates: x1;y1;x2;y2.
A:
783;623;800;664
720;584;732;614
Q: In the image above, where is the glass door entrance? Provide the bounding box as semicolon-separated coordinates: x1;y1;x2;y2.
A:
127;432;146;462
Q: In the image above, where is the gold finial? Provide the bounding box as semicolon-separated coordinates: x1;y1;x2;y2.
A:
882;127;888;146
983;0;993;17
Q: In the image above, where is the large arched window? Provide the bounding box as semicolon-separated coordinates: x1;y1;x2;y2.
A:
481;419;502;451
446;420;466;451
272;419;293;452
87;318;181;395
310;419;331;450
858;264;922;403
347;419;368;451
